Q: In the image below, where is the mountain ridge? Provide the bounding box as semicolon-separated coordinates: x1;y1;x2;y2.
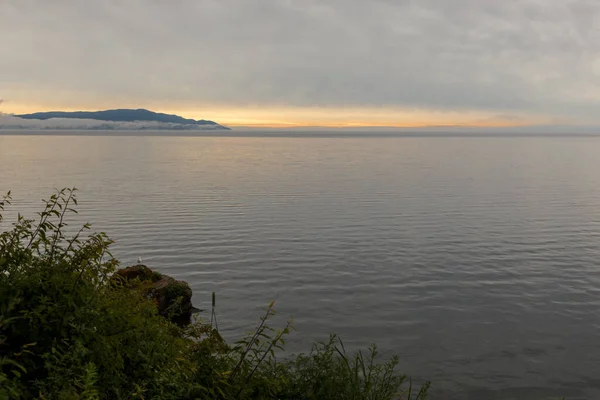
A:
16;108;230;130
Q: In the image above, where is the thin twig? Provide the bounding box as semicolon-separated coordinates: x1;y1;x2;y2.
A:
235;320;291;399
26;190;63;250
48;189;74;264
228;303;274;383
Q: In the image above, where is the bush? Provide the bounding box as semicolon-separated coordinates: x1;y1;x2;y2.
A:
0;189;429;399
281;336;430;399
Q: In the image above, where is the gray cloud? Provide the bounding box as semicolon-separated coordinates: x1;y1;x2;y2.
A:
2;0;600;121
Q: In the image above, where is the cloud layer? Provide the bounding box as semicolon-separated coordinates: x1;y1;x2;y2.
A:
2;0;600;124
0;114;225;130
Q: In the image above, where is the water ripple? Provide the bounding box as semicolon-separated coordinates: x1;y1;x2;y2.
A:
3;134;600;399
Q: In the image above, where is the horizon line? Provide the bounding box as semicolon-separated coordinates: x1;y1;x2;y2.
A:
0;108;586;130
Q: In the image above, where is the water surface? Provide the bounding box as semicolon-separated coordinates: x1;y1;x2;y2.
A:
2;133;600;399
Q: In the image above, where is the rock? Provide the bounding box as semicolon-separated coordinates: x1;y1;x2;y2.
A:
114;265;200;326
115;265;160;282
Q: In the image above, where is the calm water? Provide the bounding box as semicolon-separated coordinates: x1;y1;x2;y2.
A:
2;133;600;399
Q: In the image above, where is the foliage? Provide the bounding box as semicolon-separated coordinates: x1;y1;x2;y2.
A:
0;189;429;399
281;335;429;400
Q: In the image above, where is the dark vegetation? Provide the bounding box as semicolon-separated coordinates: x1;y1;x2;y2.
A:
16;109;230;130
0;189;429;399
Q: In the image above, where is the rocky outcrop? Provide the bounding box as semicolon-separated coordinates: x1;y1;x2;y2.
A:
114;265;200;326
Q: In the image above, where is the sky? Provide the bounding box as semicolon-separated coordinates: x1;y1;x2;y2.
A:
1;0;600;128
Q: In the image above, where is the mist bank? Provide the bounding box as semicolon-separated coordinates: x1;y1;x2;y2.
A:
0;109;230;130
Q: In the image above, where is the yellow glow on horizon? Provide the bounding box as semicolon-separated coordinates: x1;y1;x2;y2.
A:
169;106;552;128
1;102;554;128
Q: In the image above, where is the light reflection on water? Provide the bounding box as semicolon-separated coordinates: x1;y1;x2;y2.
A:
2;133;600;399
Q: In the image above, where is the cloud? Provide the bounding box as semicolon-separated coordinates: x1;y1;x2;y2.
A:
2;0;600;122
0;114;223;130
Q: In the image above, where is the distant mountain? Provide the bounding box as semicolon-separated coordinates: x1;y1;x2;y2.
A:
16;109;230;130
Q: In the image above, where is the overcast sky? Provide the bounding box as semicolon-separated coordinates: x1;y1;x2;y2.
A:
2;0;600;127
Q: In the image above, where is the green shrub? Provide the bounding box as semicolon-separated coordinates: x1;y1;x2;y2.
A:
281;335;429;399
0;189;428;399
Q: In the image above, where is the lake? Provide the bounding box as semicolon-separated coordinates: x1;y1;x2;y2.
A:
2;132;600;399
